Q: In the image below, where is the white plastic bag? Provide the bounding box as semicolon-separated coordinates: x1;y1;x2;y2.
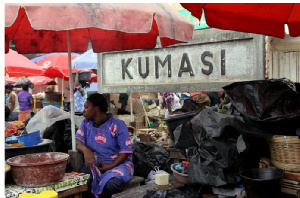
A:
26;105;71;136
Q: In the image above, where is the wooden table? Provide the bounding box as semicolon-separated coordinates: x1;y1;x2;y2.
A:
58;184;88;198
5;172;89;198
167;148;187;163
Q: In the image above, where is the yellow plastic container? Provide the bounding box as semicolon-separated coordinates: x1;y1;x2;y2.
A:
33;195;50;198
40;191;58;198
18;193;36;198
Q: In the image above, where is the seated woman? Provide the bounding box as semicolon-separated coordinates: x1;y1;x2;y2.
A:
76;93;133;198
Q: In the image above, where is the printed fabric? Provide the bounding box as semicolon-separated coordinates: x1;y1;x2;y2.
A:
75;117;134;197
74;84;87;113
162;93;182;118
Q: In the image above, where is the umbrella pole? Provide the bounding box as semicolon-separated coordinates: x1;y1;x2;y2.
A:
67;30;76;151
130;93;134;123
61;80;64;110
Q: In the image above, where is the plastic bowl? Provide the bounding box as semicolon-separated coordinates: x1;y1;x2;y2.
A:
17;131;41;147
6;152;69;187
72;71;91;81
171;163;189;184
240;167;284;198
42;102;61;109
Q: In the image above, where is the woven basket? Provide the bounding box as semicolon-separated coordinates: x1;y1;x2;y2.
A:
268;135;300;172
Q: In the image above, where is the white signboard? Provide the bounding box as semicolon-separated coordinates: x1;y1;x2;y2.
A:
99;29;265;93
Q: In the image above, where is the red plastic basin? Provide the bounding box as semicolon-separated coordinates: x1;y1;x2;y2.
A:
6;152;69;187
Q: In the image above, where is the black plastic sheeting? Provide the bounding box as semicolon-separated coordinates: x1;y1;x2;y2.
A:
171;79;299;187
184;108;270;186
173;121;197;149
223;78;300;136
187;108;243;186
132;142;169;178
42;119;72;153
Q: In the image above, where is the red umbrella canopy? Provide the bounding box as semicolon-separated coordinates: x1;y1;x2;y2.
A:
181;3;300;38
36;54;79;80
5;49;43;77
5;3;194;54
5;76;57;86
27;76;57;86
36;54;97;82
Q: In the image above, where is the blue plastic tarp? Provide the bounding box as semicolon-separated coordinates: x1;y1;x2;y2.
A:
72;49;97;69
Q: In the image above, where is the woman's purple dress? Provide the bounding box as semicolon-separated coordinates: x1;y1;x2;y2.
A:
76;117;134;197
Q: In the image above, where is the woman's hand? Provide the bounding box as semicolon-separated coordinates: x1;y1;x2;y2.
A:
83;148;96;169
98;153;131;172
98;162;113;172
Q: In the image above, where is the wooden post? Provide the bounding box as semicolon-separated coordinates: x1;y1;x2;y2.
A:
68;150;83;172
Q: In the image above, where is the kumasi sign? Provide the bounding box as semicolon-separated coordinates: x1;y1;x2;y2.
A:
98;29;265;93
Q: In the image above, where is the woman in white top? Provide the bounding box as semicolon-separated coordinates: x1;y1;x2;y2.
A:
161;92;182;118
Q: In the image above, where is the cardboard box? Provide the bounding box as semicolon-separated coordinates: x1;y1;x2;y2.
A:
140;93;157;99
139;133;152;143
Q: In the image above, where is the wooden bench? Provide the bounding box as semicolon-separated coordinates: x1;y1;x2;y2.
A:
58;184;88;198
58;176;143;198
123;176;145;191
112;181;184;198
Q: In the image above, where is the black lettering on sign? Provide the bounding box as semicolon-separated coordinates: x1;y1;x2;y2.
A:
178;53;194;77
122;58;133;79
138;57;149;78
155;55;171;78
201;51;213;75
221;49;225;75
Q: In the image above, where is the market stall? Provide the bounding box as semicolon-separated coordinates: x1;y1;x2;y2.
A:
5;3;194;198
96;27;300;197
5;3;300;198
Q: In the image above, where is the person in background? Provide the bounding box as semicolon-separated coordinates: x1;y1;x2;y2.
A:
5;93;9;105
74;71;88;114
5;105;10;122
5;105;11;132
46;85;54;92
5;84;19;121
76;93;133;198
118;93;129;114
161;92;182;118
18;84;33;122
207;91;224;107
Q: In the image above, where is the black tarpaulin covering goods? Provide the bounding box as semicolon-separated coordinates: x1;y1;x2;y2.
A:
187;108;242;186
172;79;299;186
223;78;300;136
132;142;169;178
